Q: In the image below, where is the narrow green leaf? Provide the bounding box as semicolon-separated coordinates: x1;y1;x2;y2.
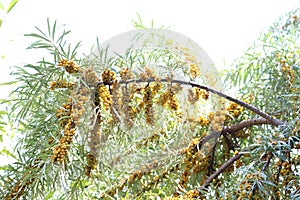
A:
260;180;277;187
0;81;16;86
0;165;8;170
56;30;71;44
34;26;48;38
7;0;18;13
47;18;51;37
70;41;81;59
67;43;71;58
0;19;2;27
52;20;57;40
45;191;54;200
0;148;16;159
24;33;50;42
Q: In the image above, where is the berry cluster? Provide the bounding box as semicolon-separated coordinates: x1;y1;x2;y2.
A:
6;169;34;199
102;69;116;83
52;115;75;163
82;67;100;87
121;85;134;128
139;67;156;81
227;102;244;118
55;99;72;127
57;59;80;73
187;116;210;126
52;84;89;163
98;84;113;110
176;138;209;194
279;161;293;187
189;63;200;79
234;173;263;199
100;160;160;198
280;59;295;84
50;80;73;90
71;86;89;125
188;87;209;103
209;110;226;131
179;46;200;79
159;88;179;111
144;85;155;124
120;67;134;81
165;189;202;200
85;153;97;178
135;130;166;151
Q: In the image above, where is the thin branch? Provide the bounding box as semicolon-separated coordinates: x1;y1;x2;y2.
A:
276;160;283;184
222;118;271;134
192;131;220;153
252;154;274;196
207;135;219;175
99;78;285;126
202;153;243;187
262;154;274;172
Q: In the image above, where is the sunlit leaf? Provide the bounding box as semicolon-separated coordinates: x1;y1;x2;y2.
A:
6;0;18;14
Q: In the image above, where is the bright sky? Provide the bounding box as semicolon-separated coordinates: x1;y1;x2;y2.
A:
0;0;299;165
0;0;299;90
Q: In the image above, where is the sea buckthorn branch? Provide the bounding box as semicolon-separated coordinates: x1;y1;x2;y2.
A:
174;138;215;196
207;135;219;176
202;142;294;190
98;78;285;126
187;81;285;127
6;165;37;199
177;138;200;191
222;118;271;134
250;154;274;196
222;134;235;160
102;136;206;198
99;160;162;198
5;157;49;200
275;160;283;184
52;80;90;163
192;131;221;153
144;84;155;124
202;152;243;187
135;163;182;198
7;123;88;199
85;120;101;178
199;117;291;188
52;97;76;163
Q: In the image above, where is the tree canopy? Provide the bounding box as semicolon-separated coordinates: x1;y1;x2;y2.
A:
0;9;299;200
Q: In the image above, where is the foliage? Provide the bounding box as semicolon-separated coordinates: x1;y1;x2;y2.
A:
223;9;300;199
0;9;299;200
0;0;19;173
0;0;18;27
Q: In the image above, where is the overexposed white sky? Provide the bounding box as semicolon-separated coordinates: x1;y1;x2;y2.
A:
0;0;299;85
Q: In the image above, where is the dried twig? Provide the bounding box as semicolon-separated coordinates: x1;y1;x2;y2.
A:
202;153;243;187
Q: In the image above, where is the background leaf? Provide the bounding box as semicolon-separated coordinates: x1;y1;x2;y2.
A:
0;2;4;11
7;0;18;14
